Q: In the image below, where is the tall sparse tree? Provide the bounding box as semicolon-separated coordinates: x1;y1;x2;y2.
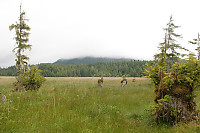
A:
9;4;45;91
165;15;186;62
155;15;187;72
189;33;200;60
9;4;31;83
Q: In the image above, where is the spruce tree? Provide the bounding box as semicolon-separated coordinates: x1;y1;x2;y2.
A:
155;15;188;72
9;4;31;83
189;33;200;60
166;15;186;63
9;4;45;91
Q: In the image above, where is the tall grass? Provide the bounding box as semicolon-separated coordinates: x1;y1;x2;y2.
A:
0;77;200;132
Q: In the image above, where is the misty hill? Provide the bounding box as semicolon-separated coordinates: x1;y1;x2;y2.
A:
0;57;151;77
53;57;134;65
0;60;150;77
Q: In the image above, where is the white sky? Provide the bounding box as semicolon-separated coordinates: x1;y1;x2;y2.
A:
1;0;200;67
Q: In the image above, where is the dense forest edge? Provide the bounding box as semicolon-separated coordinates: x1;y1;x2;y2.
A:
53;56;133;65
0;58;150;77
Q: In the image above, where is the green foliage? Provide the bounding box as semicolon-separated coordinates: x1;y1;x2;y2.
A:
15;67;46;91
9;5;45;91
164;15;188;62
189;33;200;60
121;75;128;83
171;54;200;89
9;5;31;80
145;63;161;86
54;57;132;65
0;60;150;77
148;54;200;124
154;15;188;72
98;77;104;83
147;16;200;124
0;66;17;76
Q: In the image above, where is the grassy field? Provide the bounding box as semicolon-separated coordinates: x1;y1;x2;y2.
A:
0;76;200;133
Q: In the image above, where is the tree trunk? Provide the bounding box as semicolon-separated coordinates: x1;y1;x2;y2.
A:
98;81;103;87
17;50;21;82
121;80;127;87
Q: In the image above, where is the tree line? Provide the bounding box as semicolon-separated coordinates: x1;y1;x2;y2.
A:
0;60;150;77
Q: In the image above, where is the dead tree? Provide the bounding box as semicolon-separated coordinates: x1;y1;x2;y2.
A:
121;75;128;87
98;77;104;87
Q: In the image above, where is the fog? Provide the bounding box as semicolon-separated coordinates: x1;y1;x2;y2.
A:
0;0;199;67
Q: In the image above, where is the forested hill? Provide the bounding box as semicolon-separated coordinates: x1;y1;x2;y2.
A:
53;57;133;65
0;60;151;77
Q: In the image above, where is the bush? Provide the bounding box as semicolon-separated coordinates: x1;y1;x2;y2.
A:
14;66;46;91
121;75;128;83
148;55;200;124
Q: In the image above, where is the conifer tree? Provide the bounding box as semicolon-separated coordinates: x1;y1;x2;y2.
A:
155;15;187;72
189;33;200;60
9;4;31;83
9;4;45;91
165;15;186;63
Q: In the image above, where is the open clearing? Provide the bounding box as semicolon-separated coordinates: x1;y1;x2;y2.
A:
0;77;200;132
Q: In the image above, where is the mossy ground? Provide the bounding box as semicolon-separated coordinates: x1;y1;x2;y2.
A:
0;77;200;132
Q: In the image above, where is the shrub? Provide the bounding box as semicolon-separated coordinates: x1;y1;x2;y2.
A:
14;66;46;91
148;55;200;124
98;77;104;83
121;75;128;84
98;77;104;87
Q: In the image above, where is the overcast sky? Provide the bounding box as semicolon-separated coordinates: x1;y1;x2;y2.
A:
1;0;200;67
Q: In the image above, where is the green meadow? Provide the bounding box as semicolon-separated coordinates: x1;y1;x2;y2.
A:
1;77;200;133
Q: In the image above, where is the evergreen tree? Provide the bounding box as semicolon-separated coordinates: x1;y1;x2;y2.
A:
155;15;188;72
165;15;187;63
9;4;45;91
9;4;31;82
189;33;200;60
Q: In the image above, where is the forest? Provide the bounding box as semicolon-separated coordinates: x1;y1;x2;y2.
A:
0;60;150;77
